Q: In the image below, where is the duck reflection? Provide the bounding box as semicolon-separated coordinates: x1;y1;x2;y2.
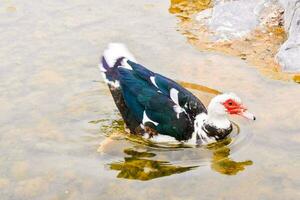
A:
109;148;196;181
108;139;252;180
207;138;253;175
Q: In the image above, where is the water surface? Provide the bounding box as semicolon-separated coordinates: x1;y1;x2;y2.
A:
0;0;299;200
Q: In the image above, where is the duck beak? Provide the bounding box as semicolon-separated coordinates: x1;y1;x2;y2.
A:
237;105;256;120
226;104;256;120
240;110;256;120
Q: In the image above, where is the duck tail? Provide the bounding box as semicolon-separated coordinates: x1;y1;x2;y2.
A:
99;43;136;87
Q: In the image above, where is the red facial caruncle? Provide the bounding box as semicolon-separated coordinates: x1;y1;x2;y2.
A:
222;99;246;115
222;98;256;120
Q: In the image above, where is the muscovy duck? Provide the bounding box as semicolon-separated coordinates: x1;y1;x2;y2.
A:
99;43;256;145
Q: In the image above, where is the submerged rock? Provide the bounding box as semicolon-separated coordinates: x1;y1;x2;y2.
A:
276;0;300;72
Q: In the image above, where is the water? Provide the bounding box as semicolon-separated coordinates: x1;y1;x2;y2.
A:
0;0;299;199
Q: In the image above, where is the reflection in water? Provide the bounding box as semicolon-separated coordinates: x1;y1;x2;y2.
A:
179;80;221;95
108;139;252;180
207;139;253;175
293;75;300;84
109;148;196;181
169;0;212;20
97;81;253;180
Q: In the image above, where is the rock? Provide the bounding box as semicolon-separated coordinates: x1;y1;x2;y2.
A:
276;0;300;72
259;1;284;27
195;8;212;21
195;0;273;41
196;0;258;40
279;0;299;30
195;0;300;72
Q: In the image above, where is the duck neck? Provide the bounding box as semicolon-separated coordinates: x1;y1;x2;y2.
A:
206;113;231;129
189;103;232;145
189;113;217;145
206;101;231;129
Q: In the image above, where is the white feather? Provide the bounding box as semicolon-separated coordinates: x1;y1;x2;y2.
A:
170;88;186;119
207;93;237;129
150;76;159;88
170;88;179;105
98;63;107;72
142;111;159;126
173;105;185;119
101;72;120;88
148;134;179;143
103;43;136;68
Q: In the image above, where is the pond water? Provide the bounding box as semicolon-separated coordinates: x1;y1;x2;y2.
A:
0;0;299;200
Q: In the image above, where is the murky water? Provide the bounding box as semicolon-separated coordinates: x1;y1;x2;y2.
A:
0;0;299;199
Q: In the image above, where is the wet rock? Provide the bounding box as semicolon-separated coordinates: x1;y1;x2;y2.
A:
211;0;260;40
195;0;281;40
195;0;300;72
276;0;300;72
259;1;285;27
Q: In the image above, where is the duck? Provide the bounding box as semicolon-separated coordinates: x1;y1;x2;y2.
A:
99;43;256;145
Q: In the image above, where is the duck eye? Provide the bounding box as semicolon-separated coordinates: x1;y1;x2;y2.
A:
228;102;233;106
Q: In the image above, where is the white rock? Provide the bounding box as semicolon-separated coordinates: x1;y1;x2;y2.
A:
196;0;266;40
195;8;212;22
194;0;300;72
276;0;300;72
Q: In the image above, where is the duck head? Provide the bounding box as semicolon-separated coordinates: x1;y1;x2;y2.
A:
193;93;255;145
208;93;256;122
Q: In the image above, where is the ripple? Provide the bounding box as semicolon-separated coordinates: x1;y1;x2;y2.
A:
95;81;254;180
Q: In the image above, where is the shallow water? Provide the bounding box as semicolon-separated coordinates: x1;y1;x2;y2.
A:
0;0;299;199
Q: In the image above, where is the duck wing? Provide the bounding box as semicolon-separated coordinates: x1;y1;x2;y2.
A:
118;67;193;140
126;60;207;119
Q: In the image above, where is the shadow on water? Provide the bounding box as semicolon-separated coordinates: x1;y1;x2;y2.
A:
109;148;197;181
93;81;253;181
